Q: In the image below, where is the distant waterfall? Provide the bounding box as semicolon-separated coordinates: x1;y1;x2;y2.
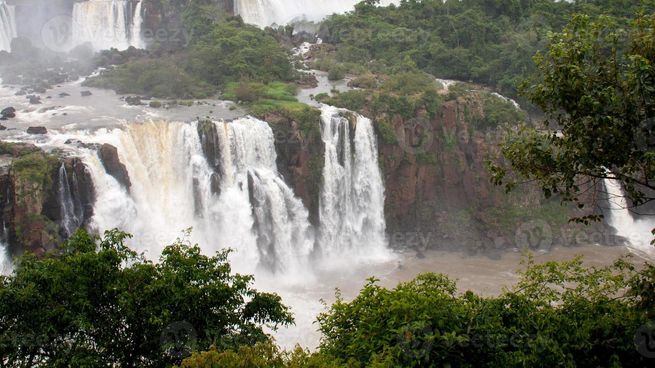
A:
235;0;399;27
130;0;145;49
603;177;655;257
0;240;10;276
0;1;16;52
76;119;313;278
318;105;389;261
72;0;144;51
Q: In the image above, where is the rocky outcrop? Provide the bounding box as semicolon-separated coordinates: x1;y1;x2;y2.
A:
197;120;223;195
98;144;131;190
264;111;324;226
0;142;95;257
358;95;610;254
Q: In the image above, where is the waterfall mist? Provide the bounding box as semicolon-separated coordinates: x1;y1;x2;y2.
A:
603;178;655;257
55;118;320;282
0;1;16;52
235;0;400;27
72;0;145;51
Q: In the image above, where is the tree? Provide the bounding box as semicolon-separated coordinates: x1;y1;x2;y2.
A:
0;229;292;367
490;14;655;219
312;259;654;367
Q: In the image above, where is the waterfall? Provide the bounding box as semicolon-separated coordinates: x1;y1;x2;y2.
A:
603;177;655;257
235;0;399;27
0;1;16;52
72;0;144;51
0;241;10;276
130;0;145;49
318;105;389;262
76;119;313;279
58;164;83;238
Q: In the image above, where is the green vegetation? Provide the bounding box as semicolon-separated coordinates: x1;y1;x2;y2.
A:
2;231;653;367
224;81;321;139
319;0;655;103
85;17;294;99
178;257;655;368
0;230;292;367
84;58;214;98
11;151;59;195
490;13;655;216
318;72;445;140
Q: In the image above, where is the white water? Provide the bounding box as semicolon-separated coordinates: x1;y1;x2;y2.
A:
0;241;11;276
58;164;83;238
72;0;144;51
0;1;17;52
318;105;389;263
235;0;399;27
603;178;655;258
58;118;314;280
130;0;145;49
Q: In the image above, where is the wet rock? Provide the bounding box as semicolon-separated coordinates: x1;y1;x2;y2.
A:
0;124;6;130
1;107;15;119
125;96;143;106
59;92;70;98
98;143;131;190
38;106;57;113
81;90;92;97
64;139;99;150
27;95;41;104
26;126;47;135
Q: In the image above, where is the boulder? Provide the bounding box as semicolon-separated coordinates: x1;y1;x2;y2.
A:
98;144;131;190
59;92;70;98
0;124;6;130
125;96;143;106
2;107;16;118
27;95;41;104
80;90;92;97
26;126;47;135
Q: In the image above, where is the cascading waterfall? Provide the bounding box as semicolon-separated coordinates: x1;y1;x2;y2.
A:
235;0;399;27
0;240;10;276
0;221;10;276
130;0;145;49
0;0;17;52
74;118;313;279
58;164;83;238
318;105;389;261
72;0;144;51
603;177;655;257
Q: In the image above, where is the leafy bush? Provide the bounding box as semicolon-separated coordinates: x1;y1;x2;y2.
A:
84;58;214;98
0;230;292;367
85;17;294;99
327;65;346;81
315;258;654;367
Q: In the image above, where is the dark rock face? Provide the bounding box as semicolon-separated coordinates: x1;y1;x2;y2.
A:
265;111;324;226
371;97;609;253
26;126;47;135
98;144;131;190
0;142;96;257
197;120;223;195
